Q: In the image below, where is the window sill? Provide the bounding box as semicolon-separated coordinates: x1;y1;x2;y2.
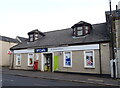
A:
16;65;21;67
63;66;72;68
28;65;33;67
84;66;95;69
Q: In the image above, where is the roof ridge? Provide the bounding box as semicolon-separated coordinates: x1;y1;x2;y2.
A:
44;28;71;34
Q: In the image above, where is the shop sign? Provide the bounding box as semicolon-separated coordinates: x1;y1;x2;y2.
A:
35;48;48;53
48;44;99;52
14;49;34;54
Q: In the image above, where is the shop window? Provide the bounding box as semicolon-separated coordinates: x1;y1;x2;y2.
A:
63;51;72;67
28;53;34;66
16;54;21;66
84;50;95;68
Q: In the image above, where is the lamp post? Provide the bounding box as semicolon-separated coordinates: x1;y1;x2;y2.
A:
109;0;116;78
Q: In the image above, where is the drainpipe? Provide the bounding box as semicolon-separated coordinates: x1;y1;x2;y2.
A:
11;50;14;69
109;0;116;79
99;43;102;77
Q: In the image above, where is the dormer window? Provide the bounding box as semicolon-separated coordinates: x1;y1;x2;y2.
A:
28;29;45;42
72;21;92;37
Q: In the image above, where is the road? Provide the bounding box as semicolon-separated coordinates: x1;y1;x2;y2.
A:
2;74;103;87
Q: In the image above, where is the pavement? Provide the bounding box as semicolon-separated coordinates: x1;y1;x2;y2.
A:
2;67;120;87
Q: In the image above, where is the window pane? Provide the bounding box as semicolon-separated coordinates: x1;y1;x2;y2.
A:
16;54;21;65
35;34;38;37
30;34;33;37
64;52;72;67
85;26;89;34
85;26;88;29
30;38;33;41
77;27;83;30
77;30;83;36
35;37;38;40
28;54;34;66
84;51;95;68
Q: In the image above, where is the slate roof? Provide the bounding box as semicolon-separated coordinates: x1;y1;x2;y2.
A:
11;23;110;50
0;35;18;43
16;36;28;42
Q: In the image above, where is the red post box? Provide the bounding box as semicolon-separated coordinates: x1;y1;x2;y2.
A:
34;60;38;71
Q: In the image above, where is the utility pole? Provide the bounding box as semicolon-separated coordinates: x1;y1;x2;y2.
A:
109;0;116;78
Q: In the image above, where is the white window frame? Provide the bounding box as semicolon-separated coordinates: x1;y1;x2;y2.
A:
28;53;34;66
84;50;95;68
16;54;21;66
63;51;72;67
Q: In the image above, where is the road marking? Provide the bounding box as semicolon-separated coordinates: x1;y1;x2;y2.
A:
88;79;104;82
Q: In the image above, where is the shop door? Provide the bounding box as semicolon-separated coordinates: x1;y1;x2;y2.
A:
44;53;52;72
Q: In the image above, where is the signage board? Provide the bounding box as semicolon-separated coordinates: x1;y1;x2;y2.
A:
35;48;48;53
48;44;99;52
14;49;34;54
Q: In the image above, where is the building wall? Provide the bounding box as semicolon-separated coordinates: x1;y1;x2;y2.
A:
54;50;100;74
11;43;110;75
12;53;42;70
100;43;110;74
54;43;110;75
0;40;17;66
115;19;120;78
13;54;32;70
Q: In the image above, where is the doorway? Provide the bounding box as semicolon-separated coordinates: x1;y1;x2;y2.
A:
43;53;52;72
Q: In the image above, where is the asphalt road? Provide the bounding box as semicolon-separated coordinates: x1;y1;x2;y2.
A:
1;74;103;87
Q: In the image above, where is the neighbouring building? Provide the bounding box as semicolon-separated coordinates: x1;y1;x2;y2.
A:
0;36;27;67
0;36;18;67
105;1;120;78
118;1;120;9
10;21;111;77
114;2;120;78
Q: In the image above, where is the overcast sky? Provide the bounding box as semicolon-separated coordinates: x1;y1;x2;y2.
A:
0;0;119;38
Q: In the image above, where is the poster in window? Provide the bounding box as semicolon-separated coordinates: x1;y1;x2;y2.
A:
85;51;94;67
16;54;21;65
64;52;72;67
28;54;34;66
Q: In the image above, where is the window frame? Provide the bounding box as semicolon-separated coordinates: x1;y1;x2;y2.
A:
63;51;72;67
84;50;95;68
16;54;21;66
28;53;34;66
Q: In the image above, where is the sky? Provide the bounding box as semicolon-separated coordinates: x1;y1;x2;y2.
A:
0;0;119;38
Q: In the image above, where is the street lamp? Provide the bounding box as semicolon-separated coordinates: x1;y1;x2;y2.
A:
109;0;116;79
